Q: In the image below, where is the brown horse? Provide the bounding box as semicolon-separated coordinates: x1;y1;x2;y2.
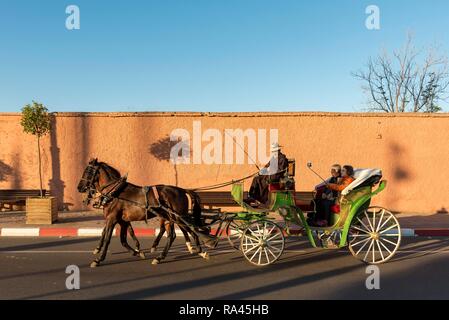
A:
77;158;211;267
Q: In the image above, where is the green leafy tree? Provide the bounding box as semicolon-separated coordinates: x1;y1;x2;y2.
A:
20;101;51;197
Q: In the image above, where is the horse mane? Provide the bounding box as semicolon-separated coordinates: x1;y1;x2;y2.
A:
98;162;122;180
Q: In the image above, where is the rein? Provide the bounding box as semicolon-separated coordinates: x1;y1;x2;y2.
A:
188;171;259;191
187;168;288;192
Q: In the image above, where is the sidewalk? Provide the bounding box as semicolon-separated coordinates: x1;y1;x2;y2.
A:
1;210;449;237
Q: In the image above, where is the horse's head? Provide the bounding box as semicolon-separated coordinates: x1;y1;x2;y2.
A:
77;158;100;194
77;158;122;194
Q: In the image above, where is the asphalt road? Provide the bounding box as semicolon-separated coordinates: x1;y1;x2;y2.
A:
1;236;449;299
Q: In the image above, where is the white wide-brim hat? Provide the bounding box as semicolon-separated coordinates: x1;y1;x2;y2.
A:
270;142;282;152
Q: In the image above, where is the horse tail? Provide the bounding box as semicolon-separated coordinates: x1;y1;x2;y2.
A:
186;190;203;226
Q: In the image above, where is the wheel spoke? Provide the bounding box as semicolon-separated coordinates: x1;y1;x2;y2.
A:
264;248;270;263
351;236;372;247
377;214;393;231
380;237;398;247
372;239;377;263
243;234;259;242
350;233;371;238
364;212;375;232
243;242;258;254
266;232;282;241
266;247;278;259
249;227;263;238
265;225;276;239
363;239;375;262
356;216;372;232
262;221;267;239
250;246;261;262
380;223;399;234
355;236;371;256
378;239;393;254
242;236;258;254
376;209;385;232
351;225;370;234
267;243;282;252
376;240;385;261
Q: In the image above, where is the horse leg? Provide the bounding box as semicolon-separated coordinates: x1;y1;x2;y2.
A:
119;221;144;259
191;229;209;260
179;225;195;254
150;219;166;253
152;222;176;265
93;226;107;255
128;223;145;259
91;218;116;268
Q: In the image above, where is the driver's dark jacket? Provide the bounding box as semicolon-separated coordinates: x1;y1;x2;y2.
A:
264;151;289;182
249;151;289;204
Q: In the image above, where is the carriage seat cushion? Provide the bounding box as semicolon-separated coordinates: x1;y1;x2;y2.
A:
331;204;340;214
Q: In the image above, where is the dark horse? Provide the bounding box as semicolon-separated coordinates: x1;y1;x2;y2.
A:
77;158;211;267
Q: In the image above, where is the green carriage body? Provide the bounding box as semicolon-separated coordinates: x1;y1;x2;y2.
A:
230;179;387;248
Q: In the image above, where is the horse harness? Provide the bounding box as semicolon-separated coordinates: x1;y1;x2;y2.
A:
92;178;179;225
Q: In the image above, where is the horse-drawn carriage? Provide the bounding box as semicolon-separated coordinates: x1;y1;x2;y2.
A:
202;160;401;266
78;158;401;267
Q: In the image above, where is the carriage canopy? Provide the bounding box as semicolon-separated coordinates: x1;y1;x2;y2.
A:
341;168;382;195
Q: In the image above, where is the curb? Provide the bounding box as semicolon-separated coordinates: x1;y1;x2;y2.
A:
0;227;446;237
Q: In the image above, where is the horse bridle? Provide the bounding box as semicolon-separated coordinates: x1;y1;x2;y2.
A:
79;164;97;204
81;162;128;208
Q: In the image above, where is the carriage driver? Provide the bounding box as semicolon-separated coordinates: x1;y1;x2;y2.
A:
247;142;289;205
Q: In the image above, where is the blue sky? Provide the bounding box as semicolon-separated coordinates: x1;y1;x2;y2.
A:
0;0;448;112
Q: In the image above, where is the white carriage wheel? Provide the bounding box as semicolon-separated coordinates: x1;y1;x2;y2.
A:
348;207;401;264
240;220;285;266
226;220;247;250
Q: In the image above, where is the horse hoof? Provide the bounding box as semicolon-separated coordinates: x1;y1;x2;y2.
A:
93;249;100;255
199;252;210;260
151;258;160;265
90;261;99;268
139;251;146;259
186;242;194;254
150;247;156;253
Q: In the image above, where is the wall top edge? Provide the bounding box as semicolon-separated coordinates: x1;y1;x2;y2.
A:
1;111;449;118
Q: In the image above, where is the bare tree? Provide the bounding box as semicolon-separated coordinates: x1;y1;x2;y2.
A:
353;35;449;112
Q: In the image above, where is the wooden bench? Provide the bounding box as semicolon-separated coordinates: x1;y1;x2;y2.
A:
0;189;50;211
197;190;314;210
197;191;249;209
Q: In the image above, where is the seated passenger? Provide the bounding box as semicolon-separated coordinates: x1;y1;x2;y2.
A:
311;164;341;227
247;143;289;205
327;165;355;193
318;165;355;226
